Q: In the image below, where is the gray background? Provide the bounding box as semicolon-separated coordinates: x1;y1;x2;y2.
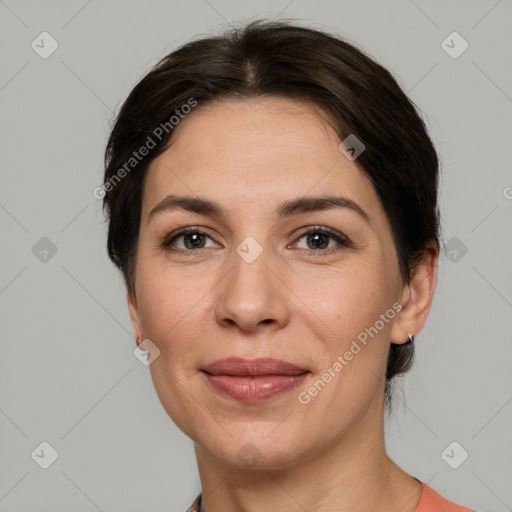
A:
1;0;511;511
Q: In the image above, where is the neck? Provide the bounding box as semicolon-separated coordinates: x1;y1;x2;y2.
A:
193;395;422;512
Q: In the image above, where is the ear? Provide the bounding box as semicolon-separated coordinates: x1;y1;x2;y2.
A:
390;241;439;344
127;291;143;346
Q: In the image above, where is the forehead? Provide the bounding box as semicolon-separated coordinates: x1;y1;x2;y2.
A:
158;97;341;169
142;97;382;223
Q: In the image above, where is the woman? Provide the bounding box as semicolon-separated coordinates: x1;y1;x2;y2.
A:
102;20;476;512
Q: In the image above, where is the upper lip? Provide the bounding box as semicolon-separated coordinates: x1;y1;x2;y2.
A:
200;357;309;376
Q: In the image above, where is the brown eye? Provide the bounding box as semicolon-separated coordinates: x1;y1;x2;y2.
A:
162;228;215;251
292;226;351;253
161;225;351;255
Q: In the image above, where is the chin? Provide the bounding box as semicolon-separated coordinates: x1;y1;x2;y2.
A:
203;428;309;471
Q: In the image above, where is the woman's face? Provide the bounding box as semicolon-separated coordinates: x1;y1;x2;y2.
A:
129;97;415;469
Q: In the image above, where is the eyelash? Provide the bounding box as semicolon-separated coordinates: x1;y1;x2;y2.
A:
161;225;352;255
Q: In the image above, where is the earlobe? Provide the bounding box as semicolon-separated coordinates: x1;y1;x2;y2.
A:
390;243;439;345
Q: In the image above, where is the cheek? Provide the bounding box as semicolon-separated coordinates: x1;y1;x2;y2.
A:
296;266;394;425
135;261;209;360
134;266;210;436
297;259;395;401
299;259;390;337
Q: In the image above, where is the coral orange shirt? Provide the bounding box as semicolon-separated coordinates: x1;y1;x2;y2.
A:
186;479;477;511
415;480;476;511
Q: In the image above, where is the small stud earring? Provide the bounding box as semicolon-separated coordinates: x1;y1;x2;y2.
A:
407;333;414;343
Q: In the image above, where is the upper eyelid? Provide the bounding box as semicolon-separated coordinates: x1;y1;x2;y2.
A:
166;225;342;239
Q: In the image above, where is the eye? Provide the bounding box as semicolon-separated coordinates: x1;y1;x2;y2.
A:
161;227;217;251
161;225;352;254
290;226;351;254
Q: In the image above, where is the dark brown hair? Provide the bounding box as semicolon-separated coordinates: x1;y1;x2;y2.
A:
102;19;440;410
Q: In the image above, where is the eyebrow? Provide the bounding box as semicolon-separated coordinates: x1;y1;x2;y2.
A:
147;194;372;225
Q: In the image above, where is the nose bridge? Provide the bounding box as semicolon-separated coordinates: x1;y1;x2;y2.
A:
216;232;288;331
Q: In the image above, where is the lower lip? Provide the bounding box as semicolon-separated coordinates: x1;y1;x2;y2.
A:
203;372;309;402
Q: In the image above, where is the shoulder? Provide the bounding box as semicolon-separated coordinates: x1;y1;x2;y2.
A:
415;481;476;512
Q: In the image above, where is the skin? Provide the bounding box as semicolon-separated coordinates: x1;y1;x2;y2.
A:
127;97;439;512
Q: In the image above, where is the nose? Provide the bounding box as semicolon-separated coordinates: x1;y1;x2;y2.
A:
215;243;291;334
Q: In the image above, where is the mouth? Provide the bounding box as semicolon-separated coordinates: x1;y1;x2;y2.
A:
200;357;310;402
200;357;309;376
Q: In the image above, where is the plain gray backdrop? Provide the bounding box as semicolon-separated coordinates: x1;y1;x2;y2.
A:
1;0;511;511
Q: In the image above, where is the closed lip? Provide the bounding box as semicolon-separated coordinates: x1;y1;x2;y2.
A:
200;357;309;376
